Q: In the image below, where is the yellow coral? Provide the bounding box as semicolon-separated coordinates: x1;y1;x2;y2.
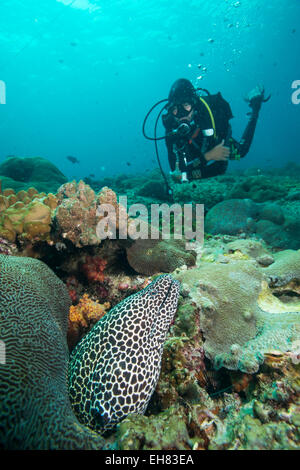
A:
0;187;56;243
224;249;250;260
258;280;300;313
69;293;110;329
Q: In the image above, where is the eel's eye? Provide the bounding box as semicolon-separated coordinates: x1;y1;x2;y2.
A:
148;289;159;296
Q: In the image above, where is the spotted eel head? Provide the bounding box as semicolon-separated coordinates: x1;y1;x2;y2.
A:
127;274;180;346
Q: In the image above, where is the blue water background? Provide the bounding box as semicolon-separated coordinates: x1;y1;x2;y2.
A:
0;0;299;181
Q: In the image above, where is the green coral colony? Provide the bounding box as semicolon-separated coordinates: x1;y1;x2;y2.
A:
0;156;300;450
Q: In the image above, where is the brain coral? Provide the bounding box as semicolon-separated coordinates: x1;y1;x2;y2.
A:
0;255;105;449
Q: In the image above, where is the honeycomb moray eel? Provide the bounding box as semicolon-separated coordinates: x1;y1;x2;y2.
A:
68;274;180;434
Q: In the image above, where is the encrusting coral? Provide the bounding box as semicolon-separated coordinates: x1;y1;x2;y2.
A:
81;255;107;283
174;258;300;374
67;293;110;350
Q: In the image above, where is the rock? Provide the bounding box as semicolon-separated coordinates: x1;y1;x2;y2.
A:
205;199;260;235
0;156;67;193
258;203;285;225
126;238;196;275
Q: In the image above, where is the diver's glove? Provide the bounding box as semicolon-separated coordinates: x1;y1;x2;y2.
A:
245;84;271;115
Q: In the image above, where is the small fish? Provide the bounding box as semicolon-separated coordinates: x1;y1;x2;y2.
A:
192;183;197;189
70;42;78;47
89;173;95;178
67;156;80;164
126;162;131;166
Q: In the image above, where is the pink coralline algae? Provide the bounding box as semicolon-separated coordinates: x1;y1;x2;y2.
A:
54;181;130;248
0;237;17;255
81;255;107;283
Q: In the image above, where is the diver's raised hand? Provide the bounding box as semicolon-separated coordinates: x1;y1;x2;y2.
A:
245;84;271;113
204;140;230;162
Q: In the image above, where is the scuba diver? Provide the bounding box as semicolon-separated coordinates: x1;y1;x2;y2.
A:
161;79;270;183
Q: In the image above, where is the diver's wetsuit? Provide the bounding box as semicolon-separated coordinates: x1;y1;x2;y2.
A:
163;92;261;180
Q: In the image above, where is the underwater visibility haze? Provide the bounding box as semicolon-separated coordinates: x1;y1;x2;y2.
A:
0;0;299;178
0;0;299;452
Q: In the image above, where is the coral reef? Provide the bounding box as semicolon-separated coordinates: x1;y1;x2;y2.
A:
172;174;231;207
116;405;193;450
208;355;300;450
223;238;274;265
205;198;300;249
137;176;170;201
113;239;299;451
227;175;290;202
0;160;299;450
0;255;105;449
87;166;300;251
0;156;67;193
